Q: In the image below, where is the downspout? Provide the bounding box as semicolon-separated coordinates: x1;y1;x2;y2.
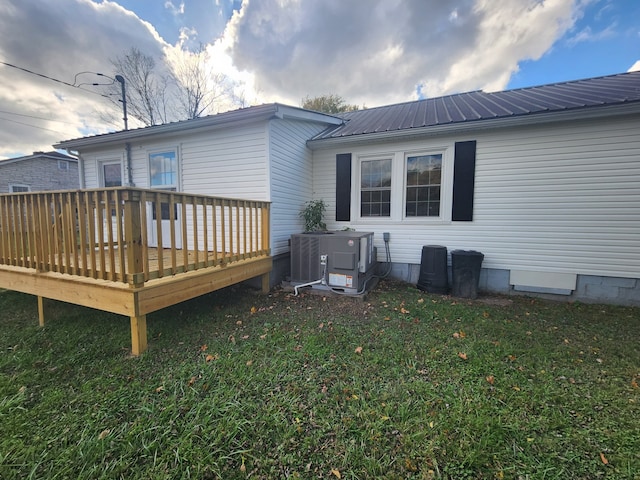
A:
125;142;134;186
67;149;85;188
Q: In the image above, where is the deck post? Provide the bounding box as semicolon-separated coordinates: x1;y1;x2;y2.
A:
123;191;144;287
130;315;148;355
37;296;45;327
261;272;270;294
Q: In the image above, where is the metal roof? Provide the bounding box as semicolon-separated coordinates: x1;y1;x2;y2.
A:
55;103;342;150
310;71;640;142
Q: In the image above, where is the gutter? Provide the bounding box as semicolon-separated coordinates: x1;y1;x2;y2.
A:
306;102;640;150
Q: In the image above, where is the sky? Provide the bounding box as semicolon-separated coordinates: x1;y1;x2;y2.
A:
0;0;638;159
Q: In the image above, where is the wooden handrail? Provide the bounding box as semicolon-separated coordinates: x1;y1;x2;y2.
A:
0;187;271;286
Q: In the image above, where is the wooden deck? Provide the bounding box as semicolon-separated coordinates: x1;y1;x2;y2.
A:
0;187;272;354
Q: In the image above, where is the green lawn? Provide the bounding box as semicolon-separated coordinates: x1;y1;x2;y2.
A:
0;281;638;479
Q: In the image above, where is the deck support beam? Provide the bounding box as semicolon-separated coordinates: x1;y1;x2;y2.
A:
37;296;45;327
130;315;147;356
261;272;270;294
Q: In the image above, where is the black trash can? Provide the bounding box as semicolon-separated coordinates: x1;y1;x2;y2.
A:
417;245;448;294
451;250;484;299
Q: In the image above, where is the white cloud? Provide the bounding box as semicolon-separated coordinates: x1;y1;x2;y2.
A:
165;1;185;16
225;0;581;105
0;0;595;158
0;0;167;156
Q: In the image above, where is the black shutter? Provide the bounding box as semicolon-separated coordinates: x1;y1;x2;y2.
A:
335;153;352;221
451;141;477;221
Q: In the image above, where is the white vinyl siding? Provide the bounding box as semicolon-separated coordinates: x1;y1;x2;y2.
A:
269;119;330;255
180;124;269;199
312;115;640;279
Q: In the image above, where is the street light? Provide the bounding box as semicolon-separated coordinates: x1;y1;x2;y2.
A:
115;75;128;131
75;72;128;131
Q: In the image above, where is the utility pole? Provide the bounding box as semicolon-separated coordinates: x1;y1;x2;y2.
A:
115;75;128;130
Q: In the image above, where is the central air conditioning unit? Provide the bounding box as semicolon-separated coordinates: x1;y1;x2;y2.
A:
290;231;377;294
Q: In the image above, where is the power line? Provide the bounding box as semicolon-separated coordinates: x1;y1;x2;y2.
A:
0;116;69;136
0;109;82;126
0;60;111;98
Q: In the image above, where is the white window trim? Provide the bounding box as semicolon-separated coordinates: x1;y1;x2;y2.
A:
402;146;453;223
147;146;181;191
352;145;454;224
357;153;394;220
9;184;31;193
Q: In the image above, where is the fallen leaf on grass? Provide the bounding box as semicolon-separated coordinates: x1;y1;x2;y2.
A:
250;306;257;314
600;452;609;465
155;385;164;393
631;378;639;389
355;346;363;354
199;344;208;352
98;429;110;440
453;330;466;339
205;354;218;362
331;468;342;478
188;376;197;386
400;307;410;314
246;360;253;366
486;375;495;385
458;352;468;360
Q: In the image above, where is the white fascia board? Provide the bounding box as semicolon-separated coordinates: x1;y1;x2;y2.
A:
307;103;640;150
54;104;282;150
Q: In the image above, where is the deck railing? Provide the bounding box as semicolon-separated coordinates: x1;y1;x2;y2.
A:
0;187;270;287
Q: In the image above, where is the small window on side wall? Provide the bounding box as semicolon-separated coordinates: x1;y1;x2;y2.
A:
149;150;178;189
405;153;442;217
10;184;30;193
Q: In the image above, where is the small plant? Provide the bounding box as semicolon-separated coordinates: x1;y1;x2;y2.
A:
299;199;327;232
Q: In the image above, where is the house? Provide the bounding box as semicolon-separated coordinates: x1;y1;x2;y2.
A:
1;71;637;356
307;71;640;306
54;105;344;284
0;151;78;193
55;71;640;307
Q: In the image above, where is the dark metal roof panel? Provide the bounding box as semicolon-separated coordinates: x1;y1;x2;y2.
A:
312;71;640;140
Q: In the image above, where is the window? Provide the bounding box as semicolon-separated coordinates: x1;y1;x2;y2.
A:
149;150;178;188
101;162;122;187
405;153;442;217
343;142;473;224
10;184;30;193
149;149;179;220
360;158;391;217
58;160;69;171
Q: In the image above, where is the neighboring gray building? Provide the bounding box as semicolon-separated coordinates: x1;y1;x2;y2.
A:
0;151;78;193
